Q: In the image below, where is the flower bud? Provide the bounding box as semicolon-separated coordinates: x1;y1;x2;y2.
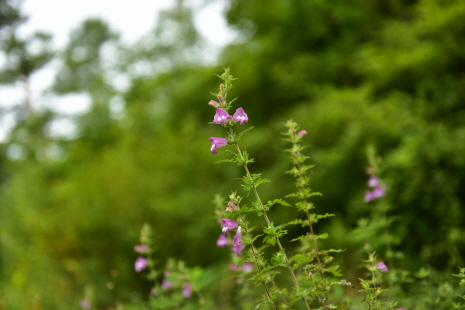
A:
209;100;220;108
226;201;237;212
217;93;225;105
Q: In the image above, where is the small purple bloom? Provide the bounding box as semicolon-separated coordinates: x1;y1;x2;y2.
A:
134;244;148;253
221;219;238;234
213;108;231;126
242;262;253;272
182;283;192;298
231;226;245;257
229;264;239;271
298;130;307;137
395;308;406;310
376;262;388;273
372;185;386;199
233;226;242;245
232;243;245;257
79;300;91;309
217;234;229;247
135;257;148;272
209;137;229;154
233;107;248;125
161;279;172;290
364;190;375;203
368;176;380;188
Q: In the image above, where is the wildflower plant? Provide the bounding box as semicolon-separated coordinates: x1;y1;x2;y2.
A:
127;69;465;310
207;68;351;309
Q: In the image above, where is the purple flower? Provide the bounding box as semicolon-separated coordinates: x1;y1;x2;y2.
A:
221;219;238;234
135;257;148;272
213;108;231;126
365;185;386;203
161;279;172;290
376;262;389;273
216;234;229;247
182;283;192;298
233;107;248;125
298;130;307;137
209;137;229;154
368;176;380;188
229;264;239;271
134;244;148;253
79;300;91;309
232;243;245;257
242;262;253;273
395;308;406;310
231;226;245;257
233;226;242;245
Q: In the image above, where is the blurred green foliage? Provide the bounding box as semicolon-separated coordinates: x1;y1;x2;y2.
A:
1;0;465;308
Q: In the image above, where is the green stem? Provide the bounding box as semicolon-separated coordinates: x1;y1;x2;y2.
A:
232;133;312;310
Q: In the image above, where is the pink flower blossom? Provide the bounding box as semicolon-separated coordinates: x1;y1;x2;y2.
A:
298;130;307;137
162;279;172;290
231;226;245;257
134;244;148;253
233;107;248;125
376;262;388;273
242;262;253;272
182;283;192;298
216;234;229;247
221;219;238;234
134;257;148;272
209;137;229;154
213;108;231;126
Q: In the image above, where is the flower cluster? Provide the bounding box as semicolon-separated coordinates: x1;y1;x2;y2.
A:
207;81;249;154
364;175;386;203
217;218;244;257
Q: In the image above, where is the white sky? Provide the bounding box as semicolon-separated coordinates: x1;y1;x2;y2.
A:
0;0;234;141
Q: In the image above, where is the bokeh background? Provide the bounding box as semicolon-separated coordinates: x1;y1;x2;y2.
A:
1;0;465;308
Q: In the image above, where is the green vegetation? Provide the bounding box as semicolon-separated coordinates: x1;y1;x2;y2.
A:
1;0;464;308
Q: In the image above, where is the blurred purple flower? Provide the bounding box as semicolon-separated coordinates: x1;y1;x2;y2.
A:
213;108;231;126
134;244;148;253
298;130;307;137
182;283;192;298
216;234;229;247
161;279;172;290
221;219;238;234
233;107;248;125
376;262;389;273
395;308;406;310
135;257;148;272
229;264;239;271
368;176;380;187
231;226;245;257
242;262;253;272
79;300;91;309
232;243;245;257
209;137;229;154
